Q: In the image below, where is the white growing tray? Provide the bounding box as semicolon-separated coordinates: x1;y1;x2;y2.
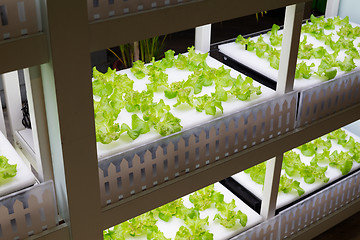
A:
218;20;360;90
0;131;36;197
96;54;276;160
231;128;360;209
108;182;263;240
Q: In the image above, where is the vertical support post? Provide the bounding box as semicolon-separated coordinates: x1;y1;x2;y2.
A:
260;155;283;219
2;71;23;142
262;3;304;219
325;0;340;18
134;41;140;61
195;24;211;53
0;94;6;137
277;3;304;94
39;0;102;239
24;67;54;182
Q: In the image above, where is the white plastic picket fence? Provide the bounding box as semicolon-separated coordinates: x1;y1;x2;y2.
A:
0;181;58;240
0;0;41;40
230;168;360;240
87;0;197;21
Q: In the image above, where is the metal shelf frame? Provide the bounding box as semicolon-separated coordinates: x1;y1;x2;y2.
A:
0;33;48;74
1;0;358;239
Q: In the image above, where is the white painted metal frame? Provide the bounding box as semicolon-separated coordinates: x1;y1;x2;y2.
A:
0;96;6;137
2;71;23;143
195;24;212;53
40;0;311;238
261;3;305;220
1;0;359;239
23;67;54;182
325;0;340;18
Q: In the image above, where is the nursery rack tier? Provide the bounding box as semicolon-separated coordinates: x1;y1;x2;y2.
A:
0;130;36;197
106;182;262;240
216;20;360;127
218;20;360;90
228;127;360;212
99;100;360;229
96;55;295;209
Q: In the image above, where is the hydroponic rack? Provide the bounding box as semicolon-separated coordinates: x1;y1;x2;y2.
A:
1;0;360;240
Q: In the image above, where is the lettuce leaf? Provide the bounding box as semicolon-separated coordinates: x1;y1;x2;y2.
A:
154;112;182;136
279;175;305;196
0;156;17;180
121;114;151;140
329;150;353;175
131;60;148;79
295;62;314;79
268;24;283;46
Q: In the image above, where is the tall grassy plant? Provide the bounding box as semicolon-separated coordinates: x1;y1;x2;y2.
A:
109;36;167;70
119;43;134;68
139;36;167;63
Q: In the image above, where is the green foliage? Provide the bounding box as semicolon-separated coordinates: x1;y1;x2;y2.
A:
337;23;360;39
154;112;183;136
329;150;353;175
267;24;283;46
283;150;329;184
337;56;356;72
156;199;184;222
93;46;262;144
189;184;248;229
230;75;262;100
301;161;329;184
189;185;224;211
279;175;305;196
298;35;314;60
238;15;360;81
120;114;151;140
174;46;208;71
131;60;148;79
0;156;17;181
283;151;305;177
104;184;248;239
327;129;348;144
194;94;223;116
297;137;332;157
214;199;248;228
345;47;360;59
139;36;167;64
295;62;315;79
244;161;266;185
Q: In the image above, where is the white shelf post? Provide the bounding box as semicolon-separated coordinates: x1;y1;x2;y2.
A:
0;93;6;137
2;71;24;143
261;155;283;219
24;67;54;182
262;2;304;219
277;3;304;94
195;24;211;53
325;0;340;18
39;0;103;238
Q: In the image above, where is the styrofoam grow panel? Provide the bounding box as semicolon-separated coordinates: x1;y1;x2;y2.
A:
231;128;360;210
96;56;276;159
105;182;263;240
0;181;58;240
218;20;360;91
233;166;360;240
96;54;298;206
0;130;36;197
218;18;360;127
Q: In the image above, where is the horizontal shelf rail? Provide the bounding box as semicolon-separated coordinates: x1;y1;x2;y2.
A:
88;0;309;52
0;33;49;74
291;197;360;239
100;101;360;229
29;223;70;240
